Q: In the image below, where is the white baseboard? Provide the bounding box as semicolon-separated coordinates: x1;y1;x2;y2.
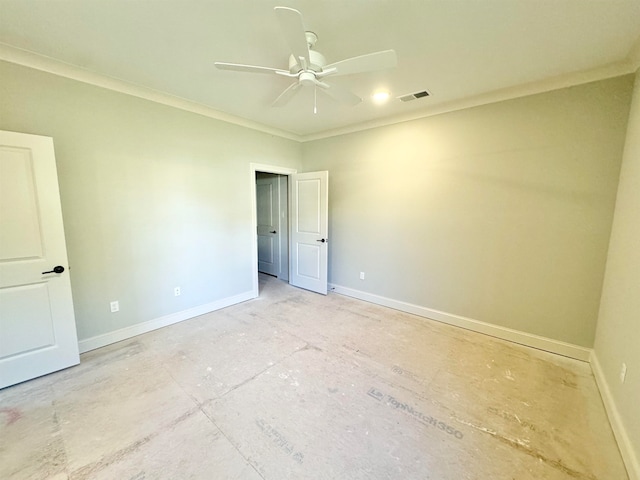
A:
78;290;256;353
329;283;591;362
591;352;639;480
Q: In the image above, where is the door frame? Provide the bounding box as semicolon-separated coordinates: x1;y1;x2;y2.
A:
249;163;297;297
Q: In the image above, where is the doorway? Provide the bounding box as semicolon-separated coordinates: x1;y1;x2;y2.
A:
249;163;329;298
249;163;297;297
256;172;289;280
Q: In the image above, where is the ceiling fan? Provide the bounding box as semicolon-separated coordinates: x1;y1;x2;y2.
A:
214;6;397;111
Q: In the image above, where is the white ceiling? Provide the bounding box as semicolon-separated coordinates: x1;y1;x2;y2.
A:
1;1;640;140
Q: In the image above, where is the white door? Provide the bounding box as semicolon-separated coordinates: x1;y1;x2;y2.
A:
256;175;279;276
0;131;79;389
290;171;328;295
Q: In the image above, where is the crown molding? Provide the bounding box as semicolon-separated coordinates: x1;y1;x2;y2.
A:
2;42;636;144
300;59;637;142
0;43;302;142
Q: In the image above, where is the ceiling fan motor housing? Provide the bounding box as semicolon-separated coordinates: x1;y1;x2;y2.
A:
289;49;326;74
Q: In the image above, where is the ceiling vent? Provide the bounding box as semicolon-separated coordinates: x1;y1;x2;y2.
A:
398;90;431;102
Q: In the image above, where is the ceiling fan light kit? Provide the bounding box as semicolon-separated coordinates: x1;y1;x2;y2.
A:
214;6;397;111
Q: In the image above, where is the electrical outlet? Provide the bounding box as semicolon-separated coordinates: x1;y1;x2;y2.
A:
110;301;119;313
360;272;365;280
174;287;181;297
620;363;627;384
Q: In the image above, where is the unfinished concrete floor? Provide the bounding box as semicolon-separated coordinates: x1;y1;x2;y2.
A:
0;274;628;479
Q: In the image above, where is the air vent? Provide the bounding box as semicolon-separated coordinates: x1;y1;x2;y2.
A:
398;90;431;102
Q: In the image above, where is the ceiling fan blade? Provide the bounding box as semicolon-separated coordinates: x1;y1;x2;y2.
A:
272;82;302;107
214;62;286;75
324;49;397;77
317;82;362;106
274;7;310;69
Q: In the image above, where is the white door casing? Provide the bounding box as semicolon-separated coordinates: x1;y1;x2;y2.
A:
256;175;279;276
277;175;289;282
290;171;328;295
249;164;297;297
0;130;79;389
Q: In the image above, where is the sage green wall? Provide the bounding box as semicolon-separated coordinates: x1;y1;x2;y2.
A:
594;69;640;472
2;56;636;471
302;76;633;347
0;61;301;341
0;59;633;352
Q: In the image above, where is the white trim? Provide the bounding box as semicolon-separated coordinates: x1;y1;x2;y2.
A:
302;61;637;142
591;352;639;480
78;290;255;353
0;43;300;142
2;43;637;144
627;34;640;71
249;163;297;297
329;283;591;361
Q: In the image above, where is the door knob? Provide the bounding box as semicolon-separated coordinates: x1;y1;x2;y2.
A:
42;265;65;274
316;238;326;243
270;230;277;234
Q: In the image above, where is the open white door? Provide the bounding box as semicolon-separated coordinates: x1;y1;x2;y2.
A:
289;171;328;295
0;131;80;389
